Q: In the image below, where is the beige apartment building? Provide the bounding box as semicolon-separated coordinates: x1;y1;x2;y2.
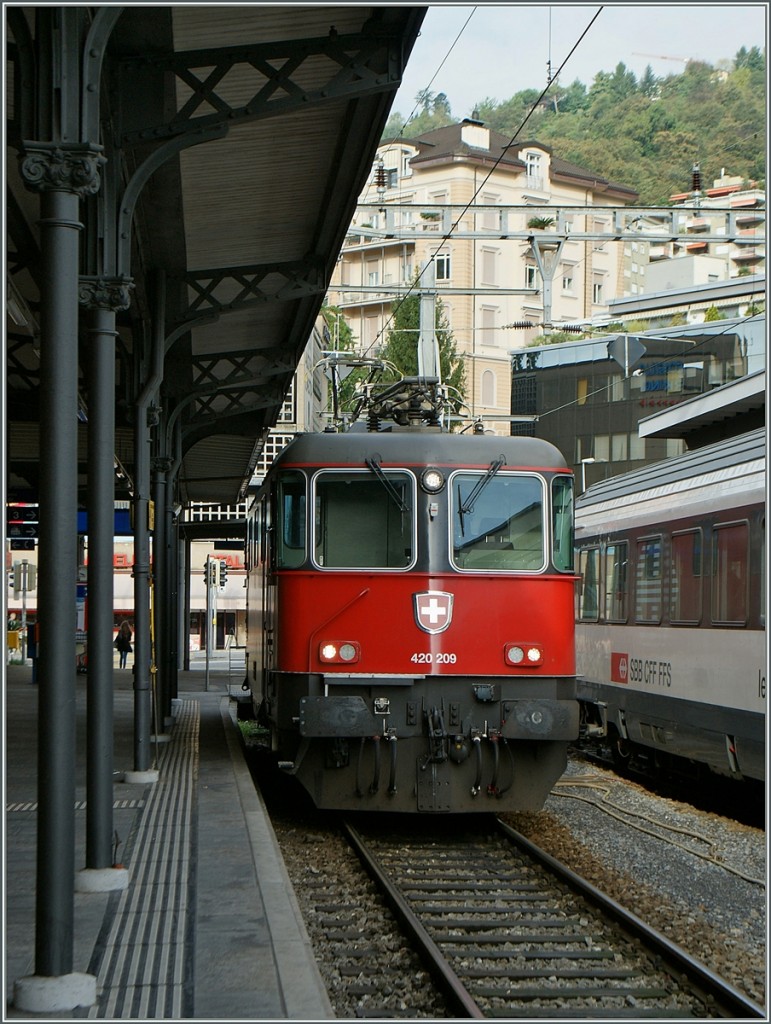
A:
328;119;638;429
624;174;766;297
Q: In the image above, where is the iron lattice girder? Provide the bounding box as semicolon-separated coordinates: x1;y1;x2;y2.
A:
178;257;327;318
190;351;297;389
119;29;405;145
191;383;287;421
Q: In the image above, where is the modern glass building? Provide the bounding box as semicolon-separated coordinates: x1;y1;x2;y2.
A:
510;316;765;491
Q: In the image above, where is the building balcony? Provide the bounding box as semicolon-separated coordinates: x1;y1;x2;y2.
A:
731;249;764;263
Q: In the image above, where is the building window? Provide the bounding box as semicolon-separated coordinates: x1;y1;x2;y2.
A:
592;277;604;304
481;193;500;230
481;248;497;284
481;369;496;405
629;434;646;461
367;261;379;286
594;436;610;462
611;433;628;461
561;266;574;293
401;151;412;177
525;264;538;288
525;151;543;189
386;167;398;188
435;253;451;281
481;307;497;347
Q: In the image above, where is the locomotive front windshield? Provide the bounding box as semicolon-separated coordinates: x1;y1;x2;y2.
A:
451;472;546;571
314;470;415;569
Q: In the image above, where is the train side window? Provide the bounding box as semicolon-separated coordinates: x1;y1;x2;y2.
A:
313;470;415;569
760;519;766;628
712;521;749;625
635;536;662;624
671;529;702;624
276;471;306;568
604;542;628;622
551;476;574;572
577;547;600;621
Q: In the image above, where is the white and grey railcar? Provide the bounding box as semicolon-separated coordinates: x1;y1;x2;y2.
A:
575;428;765;782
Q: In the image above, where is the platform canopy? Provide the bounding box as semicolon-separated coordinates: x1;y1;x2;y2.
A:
6;6;425;506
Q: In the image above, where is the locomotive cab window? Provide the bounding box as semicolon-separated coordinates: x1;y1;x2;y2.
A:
276;471;306;568
551;476;574;572
313;470;415;569
451;472;545;571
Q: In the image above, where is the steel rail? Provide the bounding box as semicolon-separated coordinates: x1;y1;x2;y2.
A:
341;819;484;1019
496;818;766;1020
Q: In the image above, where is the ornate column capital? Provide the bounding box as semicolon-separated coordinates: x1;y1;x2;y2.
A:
19;141;106;196
79;275;134;312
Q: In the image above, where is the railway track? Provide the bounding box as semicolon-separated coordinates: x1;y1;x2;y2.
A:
342;816;765;1019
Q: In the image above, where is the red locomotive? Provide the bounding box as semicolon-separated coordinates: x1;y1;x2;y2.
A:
245;391;578;812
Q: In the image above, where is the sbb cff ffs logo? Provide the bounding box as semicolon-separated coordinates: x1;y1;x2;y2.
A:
611;652;628;684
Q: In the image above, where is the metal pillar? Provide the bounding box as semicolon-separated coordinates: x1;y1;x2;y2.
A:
35;184;82;978
15;143;100;1013
151;456;171;726
130;272;165;777
78;283;128;879
85;304;117;866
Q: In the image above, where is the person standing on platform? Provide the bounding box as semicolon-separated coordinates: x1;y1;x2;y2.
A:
115;620;133;669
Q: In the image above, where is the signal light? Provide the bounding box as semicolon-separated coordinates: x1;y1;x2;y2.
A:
219;559;228;588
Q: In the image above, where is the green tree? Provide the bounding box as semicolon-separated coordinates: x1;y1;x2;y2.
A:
380;284;466;412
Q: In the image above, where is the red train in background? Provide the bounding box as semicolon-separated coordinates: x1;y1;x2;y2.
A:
244;383;579;812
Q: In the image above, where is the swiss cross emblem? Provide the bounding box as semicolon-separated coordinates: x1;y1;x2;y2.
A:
413;591;454;635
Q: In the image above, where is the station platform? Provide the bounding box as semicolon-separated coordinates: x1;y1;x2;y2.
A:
4;655;333;1019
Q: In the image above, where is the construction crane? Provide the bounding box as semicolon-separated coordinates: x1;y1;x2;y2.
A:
633;52;692;65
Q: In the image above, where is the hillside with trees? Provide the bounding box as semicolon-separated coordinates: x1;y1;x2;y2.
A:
384;47;765;205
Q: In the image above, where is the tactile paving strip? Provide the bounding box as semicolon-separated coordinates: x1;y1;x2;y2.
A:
86;699;199;1018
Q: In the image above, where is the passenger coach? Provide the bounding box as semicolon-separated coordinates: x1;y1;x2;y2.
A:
575;428;765;783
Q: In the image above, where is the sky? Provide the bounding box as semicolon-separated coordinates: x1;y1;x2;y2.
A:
392;4;768;120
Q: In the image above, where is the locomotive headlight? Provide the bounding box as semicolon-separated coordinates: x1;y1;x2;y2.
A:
319;641;360;664
339;643;358;662
506;645;525;664
420;468;445;493
505;643;543;667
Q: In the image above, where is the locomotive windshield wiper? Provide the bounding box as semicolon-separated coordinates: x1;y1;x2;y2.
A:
458;455;506;536
365;454;410;513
